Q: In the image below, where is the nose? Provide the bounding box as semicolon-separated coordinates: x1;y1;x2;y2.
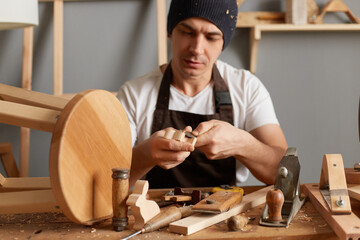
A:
189;35;204;55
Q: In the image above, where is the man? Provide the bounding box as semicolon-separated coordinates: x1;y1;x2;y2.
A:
117;0;287;188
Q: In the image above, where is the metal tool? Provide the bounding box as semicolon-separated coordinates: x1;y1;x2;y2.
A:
259;147;305;227
121;205;192;240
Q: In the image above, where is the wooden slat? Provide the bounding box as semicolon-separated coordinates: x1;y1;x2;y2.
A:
169;185;272;235
0;190;59;214
0;173;5;186
0;177;51;192
54;0;64;95
348;184;360;201
156;0;167;65
0;101;59;132
304;183;360;240
0;84;68;111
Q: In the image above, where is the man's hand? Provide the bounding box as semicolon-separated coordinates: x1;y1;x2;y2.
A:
193;120;245;160
148;126;195;169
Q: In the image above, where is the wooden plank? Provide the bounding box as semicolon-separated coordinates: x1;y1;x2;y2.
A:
0;177;51;192
304;183;360;240
169;185;272;235
0;83;68;111
237;12;285;27
49;90;132;225
0;152;19;177
193;191;242;214
0;101;59;132
0;190;59;214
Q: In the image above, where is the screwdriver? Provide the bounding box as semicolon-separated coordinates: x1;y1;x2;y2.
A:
121;205;192;240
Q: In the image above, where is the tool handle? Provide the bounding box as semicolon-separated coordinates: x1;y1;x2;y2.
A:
266;188;284;222
143;206;192;233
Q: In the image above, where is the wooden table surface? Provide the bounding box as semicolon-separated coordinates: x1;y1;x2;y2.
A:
0;186;343;240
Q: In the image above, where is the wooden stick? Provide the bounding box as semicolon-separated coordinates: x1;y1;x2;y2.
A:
0;190;60;214
304;183;360;240
0;101;59;132
169;185;272;235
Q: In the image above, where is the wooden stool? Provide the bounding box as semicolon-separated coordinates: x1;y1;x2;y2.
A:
0;84;132;225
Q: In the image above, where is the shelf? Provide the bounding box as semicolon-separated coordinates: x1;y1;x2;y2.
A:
239;24;360;73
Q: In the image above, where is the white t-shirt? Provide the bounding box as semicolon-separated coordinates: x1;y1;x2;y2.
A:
117;60;279;185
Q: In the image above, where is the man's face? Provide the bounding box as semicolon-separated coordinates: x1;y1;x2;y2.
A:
169;17;224;80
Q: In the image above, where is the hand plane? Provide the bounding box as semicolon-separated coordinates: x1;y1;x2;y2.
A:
259;147;305;227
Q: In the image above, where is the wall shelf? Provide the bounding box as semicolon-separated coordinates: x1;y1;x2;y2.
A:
238;24;360;73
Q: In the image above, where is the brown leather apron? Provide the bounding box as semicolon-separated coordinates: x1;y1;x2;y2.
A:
146;64;236;188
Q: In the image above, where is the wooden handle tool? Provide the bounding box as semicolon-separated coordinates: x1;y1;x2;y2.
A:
266;188;284;222
121;205;192;240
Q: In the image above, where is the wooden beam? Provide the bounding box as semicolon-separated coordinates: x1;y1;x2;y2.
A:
304;184;360;240
0;177;51;192
0;101;59;132
169;185;272;235
0;190;60;214
0;84;68;111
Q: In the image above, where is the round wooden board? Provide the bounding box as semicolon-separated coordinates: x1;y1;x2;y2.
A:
49;90;132;225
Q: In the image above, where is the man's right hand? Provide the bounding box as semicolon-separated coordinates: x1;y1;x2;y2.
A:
148;127;195;169
129;126;194;187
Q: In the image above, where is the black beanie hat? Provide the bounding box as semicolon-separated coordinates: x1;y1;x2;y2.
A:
167;0;238;50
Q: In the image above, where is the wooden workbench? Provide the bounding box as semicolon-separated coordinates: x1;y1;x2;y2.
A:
0;186;343;239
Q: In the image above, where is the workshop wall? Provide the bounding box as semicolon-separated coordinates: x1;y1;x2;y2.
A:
0;0;359;185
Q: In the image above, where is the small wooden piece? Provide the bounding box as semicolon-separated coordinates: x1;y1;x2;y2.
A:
169;185;272;235
304;184;360;240
193;191;243;214
0;177;51;193
314;0;360;24
126;180;160;230
266;188;284;222
112;168;130;232
164;129;197;146
227;214;249;231
0;173;5;186
319;154;351;214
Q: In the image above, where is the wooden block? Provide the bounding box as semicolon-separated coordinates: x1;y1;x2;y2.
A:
169;185;272;235
237;12;285;27
304;183;360;240
173;130;185;141
164;129;197;146
126;180;160;230
193;191;243;214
